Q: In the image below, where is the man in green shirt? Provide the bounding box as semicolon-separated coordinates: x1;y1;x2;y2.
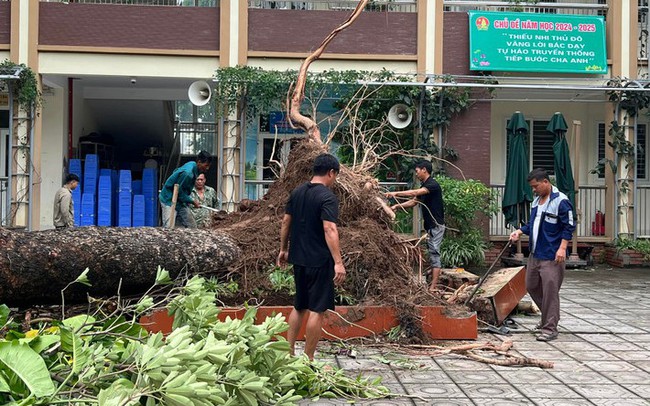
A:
159;151;212;228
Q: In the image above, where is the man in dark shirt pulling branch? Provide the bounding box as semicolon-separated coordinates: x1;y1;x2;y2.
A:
277;153;346;361
386;160;445;292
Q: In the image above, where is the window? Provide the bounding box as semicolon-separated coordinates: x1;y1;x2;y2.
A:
175;101;217;155
597;122;647;180
531;120;554;174
506;119;554;175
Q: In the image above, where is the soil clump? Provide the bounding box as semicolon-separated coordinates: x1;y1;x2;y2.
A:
212;141;459;339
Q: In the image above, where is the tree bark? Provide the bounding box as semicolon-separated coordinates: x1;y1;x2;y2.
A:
0;227;240;304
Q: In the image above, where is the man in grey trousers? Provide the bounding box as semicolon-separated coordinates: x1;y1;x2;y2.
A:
510;168;575;342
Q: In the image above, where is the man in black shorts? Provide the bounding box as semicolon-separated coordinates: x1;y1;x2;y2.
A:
277;153;346;360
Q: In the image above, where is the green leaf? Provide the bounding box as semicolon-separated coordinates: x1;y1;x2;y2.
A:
0;341;55;397
0;305;9;326
29;335;60;354
155;266;172;285
62;314;96;333
74;268;92;287
97;378;139;406
0;373;10;393
60;326;90;374
102;316;148;339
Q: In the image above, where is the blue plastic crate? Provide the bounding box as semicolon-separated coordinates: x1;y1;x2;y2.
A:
80;193;96;226
69;159;82;178
83;155;99;194
117;191;132;227
144;198;157;227
118;170;132;192
97;176;112;225
132;195;145;227
72;187;82;226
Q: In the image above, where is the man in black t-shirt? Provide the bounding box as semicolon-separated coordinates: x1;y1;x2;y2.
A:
277;153;346;361
386;160;445;292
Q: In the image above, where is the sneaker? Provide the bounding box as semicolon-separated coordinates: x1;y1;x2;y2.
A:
536;332;558;342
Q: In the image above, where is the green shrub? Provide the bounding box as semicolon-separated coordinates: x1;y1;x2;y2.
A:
436;176;498;268
614;238;650;261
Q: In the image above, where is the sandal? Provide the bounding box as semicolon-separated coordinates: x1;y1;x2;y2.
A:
536;332;558;342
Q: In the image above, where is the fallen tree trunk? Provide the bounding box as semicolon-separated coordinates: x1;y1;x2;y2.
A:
0;227;240;304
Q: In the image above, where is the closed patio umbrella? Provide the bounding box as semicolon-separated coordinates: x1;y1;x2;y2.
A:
502;111;533;230
548;112;576;214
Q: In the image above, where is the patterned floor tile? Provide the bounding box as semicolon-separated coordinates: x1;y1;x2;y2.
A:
549;370;614;384
591;341;646;351
496;369;561;384
587;399;650;406
517;349;574;360
435;357;493;371
402;383;466;398
566;350;622;361
461;384;524;399
514;383;582;399
576;334;630;342
477;400;531;406
414;398;475;406
445;370;507;384
582;361;644;372
550;340;601;351
598;370;650;384
352;398;415;406
622;384;650;398
530;397;592;405
568;383;640;398
336;358;392;371
631;360;650;372
512;340;557;350
395;370;452;384
610;351;650;361
540;359;592;371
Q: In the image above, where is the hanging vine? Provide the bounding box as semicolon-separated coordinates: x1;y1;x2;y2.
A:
590;77;650;238
211;66;472;180
0;59;43;111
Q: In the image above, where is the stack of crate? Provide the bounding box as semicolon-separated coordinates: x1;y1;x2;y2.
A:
67;156;158;228
117;170;132;227
142;168;158;227
68;159;82;226
80;154;99;226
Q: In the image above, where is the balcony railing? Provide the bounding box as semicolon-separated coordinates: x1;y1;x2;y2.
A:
490;184;607;238
490;184;650;239
638;185;650;238
39;0;218;6
248;0;416;12
444;0;607;16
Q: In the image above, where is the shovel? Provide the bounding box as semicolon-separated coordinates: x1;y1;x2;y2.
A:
464;240;513;306
200;205;221;213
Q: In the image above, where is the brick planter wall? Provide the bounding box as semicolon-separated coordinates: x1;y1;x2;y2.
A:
604;246;650;268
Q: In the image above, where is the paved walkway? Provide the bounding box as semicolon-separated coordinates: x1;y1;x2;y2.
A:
302;266;650;405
